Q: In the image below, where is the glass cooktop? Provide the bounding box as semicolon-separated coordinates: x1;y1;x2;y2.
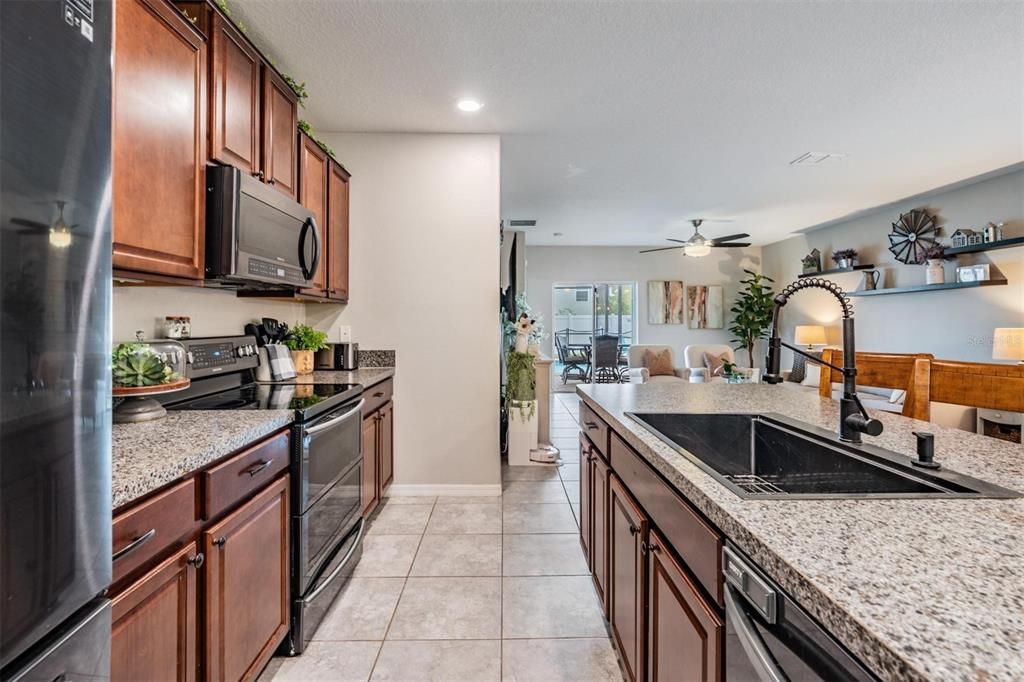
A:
168;382;362;421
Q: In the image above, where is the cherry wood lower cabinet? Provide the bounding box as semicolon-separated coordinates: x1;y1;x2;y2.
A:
609;475;648;682
579;435;592;566
591;454;611;613
647;528;723;682
362;399;395;517
203;476;289;682
111;542;200;682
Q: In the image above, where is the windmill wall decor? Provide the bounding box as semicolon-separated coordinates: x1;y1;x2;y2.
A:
888;209;939;264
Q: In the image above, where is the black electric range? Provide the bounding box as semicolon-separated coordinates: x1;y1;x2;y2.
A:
162;335;366;655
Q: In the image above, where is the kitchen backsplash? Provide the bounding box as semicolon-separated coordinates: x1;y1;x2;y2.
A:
113;286;306;341
358;350;396;367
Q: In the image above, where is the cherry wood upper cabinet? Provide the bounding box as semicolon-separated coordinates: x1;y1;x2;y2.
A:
609;474;648;682
297;133;328;296
647;528;723;682
208;12;260;174
113;0;206;280
203;476;289;682
111;542;200;682
327;160;351;301
261;69;299;200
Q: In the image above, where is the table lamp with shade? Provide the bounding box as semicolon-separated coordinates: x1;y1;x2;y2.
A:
993;328;1024;364
794;325;827;350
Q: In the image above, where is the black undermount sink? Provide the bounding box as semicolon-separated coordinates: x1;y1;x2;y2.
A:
626;412;1020;500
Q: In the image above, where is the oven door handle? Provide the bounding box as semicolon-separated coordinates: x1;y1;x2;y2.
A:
725;585;787;682
305;399;365;436
302;519;364;604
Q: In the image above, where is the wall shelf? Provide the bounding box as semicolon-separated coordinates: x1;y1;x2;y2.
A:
945;236;1024;256
798;264;875;279
848;279;1008;297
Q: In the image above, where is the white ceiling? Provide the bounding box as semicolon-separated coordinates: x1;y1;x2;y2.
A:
232;1;1024;246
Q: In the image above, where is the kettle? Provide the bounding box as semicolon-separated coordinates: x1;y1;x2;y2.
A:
862;270;880;291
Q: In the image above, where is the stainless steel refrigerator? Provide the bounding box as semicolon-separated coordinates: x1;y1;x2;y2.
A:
1;1;113;679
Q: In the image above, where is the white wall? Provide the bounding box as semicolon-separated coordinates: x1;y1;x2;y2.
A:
113;286;306;341
310;133;502;490
762;169;1024;365
525;245;764;367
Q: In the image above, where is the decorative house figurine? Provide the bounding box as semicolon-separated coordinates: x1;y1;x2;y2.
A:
801;248;821;274
949;229;978;248
984;222;1004;243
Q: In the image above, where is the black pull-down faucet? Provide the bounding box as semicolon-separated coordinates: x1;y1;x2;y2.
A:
763;278;884;444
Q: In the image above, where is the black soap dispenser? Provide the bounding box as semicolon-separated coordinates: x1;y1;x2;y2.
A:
911;431;940;469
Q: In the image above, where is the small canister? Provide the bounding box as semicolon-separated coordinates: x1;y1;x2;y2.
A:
163;316;191;339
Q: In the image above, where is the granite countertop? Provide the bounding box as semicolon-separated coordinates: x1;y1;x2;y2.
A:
311;366;394;387
577;382;1024;682
112;410;293;510
112;368;395;510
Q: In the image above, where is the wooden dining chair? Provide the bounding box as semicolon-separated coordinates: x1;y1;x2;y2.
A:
817;349;933;421
928;359;1024;413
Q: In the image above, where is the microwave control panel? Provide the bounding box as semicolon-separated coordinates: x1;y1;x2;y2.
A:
248;258;305;285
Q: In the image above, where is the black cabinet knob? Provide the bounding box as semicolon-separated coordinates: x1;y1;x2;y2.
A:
187;553;205;569
212;536;227;547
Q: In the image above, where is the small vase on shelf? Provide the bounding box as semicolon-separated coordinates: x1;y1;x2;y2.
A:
925;259;945;285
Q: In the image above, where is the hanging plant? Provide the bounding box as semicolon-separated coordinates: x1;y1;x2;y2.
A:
505;351;537;421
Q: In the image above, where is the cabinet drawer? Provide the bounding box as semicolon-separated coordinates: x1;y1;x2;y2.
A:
580;401;609;460
364;378;393;416
202;431;290;520
610;433;723;606
113;479;197;584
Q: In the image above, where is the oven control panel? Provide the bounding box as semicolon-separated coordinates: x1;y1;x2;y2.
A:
180;336;260;378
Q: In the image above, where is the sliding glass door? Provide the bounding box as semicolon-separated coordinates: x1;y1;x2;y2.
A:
552;282;635;383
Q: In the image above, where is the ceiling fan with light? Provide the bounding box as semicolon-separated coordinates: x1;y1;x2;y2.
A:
640;219;750;258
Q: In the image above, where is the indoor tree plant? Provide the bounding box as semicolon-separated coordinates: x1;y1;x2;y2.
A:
284;323;328;375
729;269;775;368
831;249;858;269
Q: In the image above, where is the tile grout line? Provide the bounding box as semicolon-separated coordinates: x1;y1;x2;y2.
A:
366;497;435;681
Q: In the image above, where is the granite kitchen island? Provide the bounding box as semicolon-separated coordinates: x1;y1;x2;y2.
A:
578;381;1024;682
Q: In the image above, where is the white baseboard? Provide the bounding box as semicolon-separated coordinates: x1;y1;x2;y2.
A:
385;483;502;498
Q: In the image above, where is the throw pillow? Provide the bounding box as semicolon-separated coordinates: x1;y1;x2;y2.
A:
644;349;675;377
703;351;730;377
800;369;821;388
788;351;823;383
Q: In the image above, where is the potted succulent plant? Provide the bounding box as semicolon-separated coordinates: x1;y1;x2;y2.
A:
831;249;858;269
922;245;951;285
284;323;328;375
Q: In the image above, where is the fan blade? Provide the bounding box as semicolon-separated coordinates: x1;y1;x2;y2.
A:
710;233;750;243
666;238;689;244
710;242;751;248
11;217;49;231
639;246;687;253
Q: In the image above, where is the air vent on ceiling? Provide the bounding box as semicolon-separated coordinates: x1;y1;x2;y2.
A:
789;152;848;166
507;220;537;227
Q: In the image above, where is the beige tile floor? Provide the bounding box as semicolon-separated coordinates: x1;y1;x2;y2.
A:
263;393;625;681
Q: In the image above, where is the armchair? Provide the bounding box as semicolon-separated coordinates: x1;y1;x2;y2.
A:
627;345;688;384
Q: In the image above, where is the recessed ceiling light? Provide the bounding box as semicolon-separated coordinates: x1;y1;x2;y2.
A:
553;232;564;237
456;98;483;113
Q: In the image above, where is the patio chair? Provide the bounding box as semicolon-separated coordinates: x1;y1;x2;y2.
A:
591;335;622;383
554;334;589;383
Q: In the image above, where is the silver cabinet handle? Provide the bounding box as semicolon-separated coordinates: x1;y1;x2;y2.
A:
242;460;271;477
724;586;786;682
113;528;156;562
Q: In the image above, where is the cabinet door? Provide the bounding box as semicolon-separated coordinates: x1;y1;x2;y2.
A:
609;474;647;682
591;454;611;615
647;528;723;682
298;132;329;296
203;476;289;682
379;402;394;491
327;161;351;301
578;435;592;567
362;413;379;517
113;0;206;280
111;542;199;682
261;69;298;199
209;12;260;173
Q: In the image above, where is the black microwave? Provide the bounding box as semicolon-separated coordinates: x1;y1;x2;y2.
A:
205;165;320;288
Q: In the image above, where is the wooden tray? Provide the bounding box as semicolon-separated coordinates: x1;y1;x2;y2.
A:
112;377;190;397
